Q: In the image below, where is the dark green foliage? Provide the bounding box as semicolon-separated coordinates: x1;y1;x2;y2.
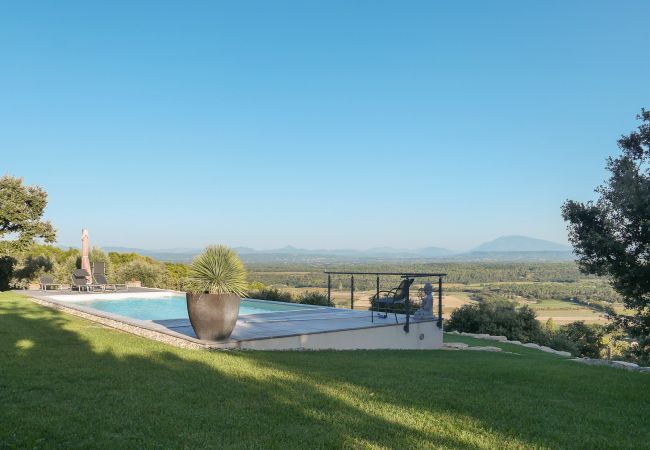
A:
297;291;333;307
538;318;607;357
563;109;650;364
448;302;606;357
11;256;53;289
542;331;579;356
447;300;544;343
0;256;16;291
247;287;294;302
557;321;605;358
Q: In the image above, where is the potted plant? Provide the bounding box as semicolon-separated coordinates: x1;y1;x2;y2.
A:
186;245;248;340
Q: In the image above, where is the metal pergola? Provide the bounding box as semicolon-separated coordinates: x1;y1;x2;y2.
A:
323;271;447;332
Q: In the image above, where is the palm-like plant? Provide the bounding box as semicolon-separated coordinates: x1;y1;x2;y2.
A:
187;245;247;296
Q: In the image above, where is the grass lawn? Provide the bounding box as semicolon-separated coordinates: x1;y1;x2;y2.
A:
1;292;649;449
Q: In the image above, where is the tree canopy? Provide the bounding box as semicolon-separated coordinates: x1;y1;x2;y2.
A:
0;176;56;255
562;109;650;363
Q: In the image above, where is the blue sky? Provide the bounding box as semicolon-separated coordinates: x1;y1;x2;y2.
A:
2;1;649;251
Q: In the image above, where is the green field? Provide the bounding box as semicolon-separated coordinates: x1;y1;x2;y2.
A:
1;292;648;449
525;299;583;309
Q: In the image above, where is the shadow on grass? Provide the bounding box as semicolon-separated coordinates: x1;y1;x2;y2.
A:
1;295;649;449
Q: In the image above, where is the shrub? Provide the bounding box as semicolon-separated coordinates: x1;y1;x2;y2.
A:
542;331;579;355
115;259;164;288
0;256;16;291
536;321;606;357
297;291;333;307
247;287;293;302
109;252;148;266
54;254;80;284
557;321;605;358
11;255;53;288
448;301;607;357
162;262;190;291
446;300;544;343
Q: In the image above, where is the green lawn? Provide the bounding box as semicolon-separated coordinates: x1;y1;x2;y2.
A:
525;299;584;310
1;292;648;449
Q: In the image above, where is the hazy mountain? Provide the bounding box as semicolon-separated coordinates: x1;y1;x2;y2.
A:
95;245;455;262
471;235;571;253
92;237;572;263
98;247;198;262
232;246;257;254
448;251;574;262
102;246;200;254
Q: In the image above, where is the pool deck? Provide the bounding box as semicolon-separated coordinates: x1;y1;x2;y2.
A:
22;288;443;351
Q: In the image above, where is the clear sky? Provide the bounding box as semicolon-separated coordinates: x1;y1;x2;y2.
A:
2;1;649;252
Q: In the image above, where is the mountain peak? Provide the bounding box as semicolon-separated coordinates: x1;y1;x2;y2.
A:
472;235;570;252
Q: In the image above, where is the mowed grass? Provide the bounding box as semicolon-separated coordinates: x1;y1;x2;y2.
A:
1;293;649;449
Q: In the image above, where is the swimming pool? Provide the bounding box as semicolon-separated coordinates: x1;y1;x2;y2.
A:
70;294;318;321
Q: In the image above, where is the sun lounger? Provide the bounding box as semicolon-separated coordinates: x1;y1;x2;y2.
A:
92;273;128;291
39;275;60;291
71;269;101;292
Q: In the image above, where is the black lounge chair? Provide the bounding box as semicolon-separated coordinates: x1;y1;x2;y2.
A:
371;278;414;323
39;275;60;291
92;272;128;291
71;269;100;292
92;262;106;276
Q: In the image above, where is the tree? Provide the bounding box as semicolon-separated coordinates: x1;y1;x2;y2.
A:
559;321;605;359
0;176;56;255
562;109;650;363
0;176;56;290
115;259;164;288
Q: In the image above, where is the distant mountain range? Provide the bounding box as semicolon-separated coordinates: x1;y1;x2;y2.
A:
96;235;573;263
232;245;453;257
471;235;571;252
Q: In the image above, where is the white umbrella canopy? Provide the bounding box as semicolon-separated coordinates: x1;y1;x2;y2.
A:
81;229;91;282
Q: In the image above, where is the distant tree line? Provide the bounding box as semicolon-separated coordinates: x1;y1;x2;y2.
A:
243;261;591;291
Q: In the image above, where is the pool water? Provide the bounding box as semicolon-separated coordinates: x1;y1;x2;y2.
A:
74;295;317;321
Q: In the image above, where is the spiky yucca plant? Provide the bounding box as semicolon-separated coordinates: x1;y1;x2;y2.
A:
187;245;247;296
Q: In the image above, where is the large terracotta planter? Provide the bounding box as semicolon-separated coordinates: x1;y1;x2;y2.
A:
186;293;240;340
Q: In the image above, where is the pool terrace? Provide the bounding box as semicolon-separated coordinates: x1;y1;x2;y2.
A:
23;288;442;350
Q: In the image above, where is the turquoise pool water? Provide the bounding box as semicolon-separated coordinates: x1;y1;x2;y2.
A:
74;295;316;321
